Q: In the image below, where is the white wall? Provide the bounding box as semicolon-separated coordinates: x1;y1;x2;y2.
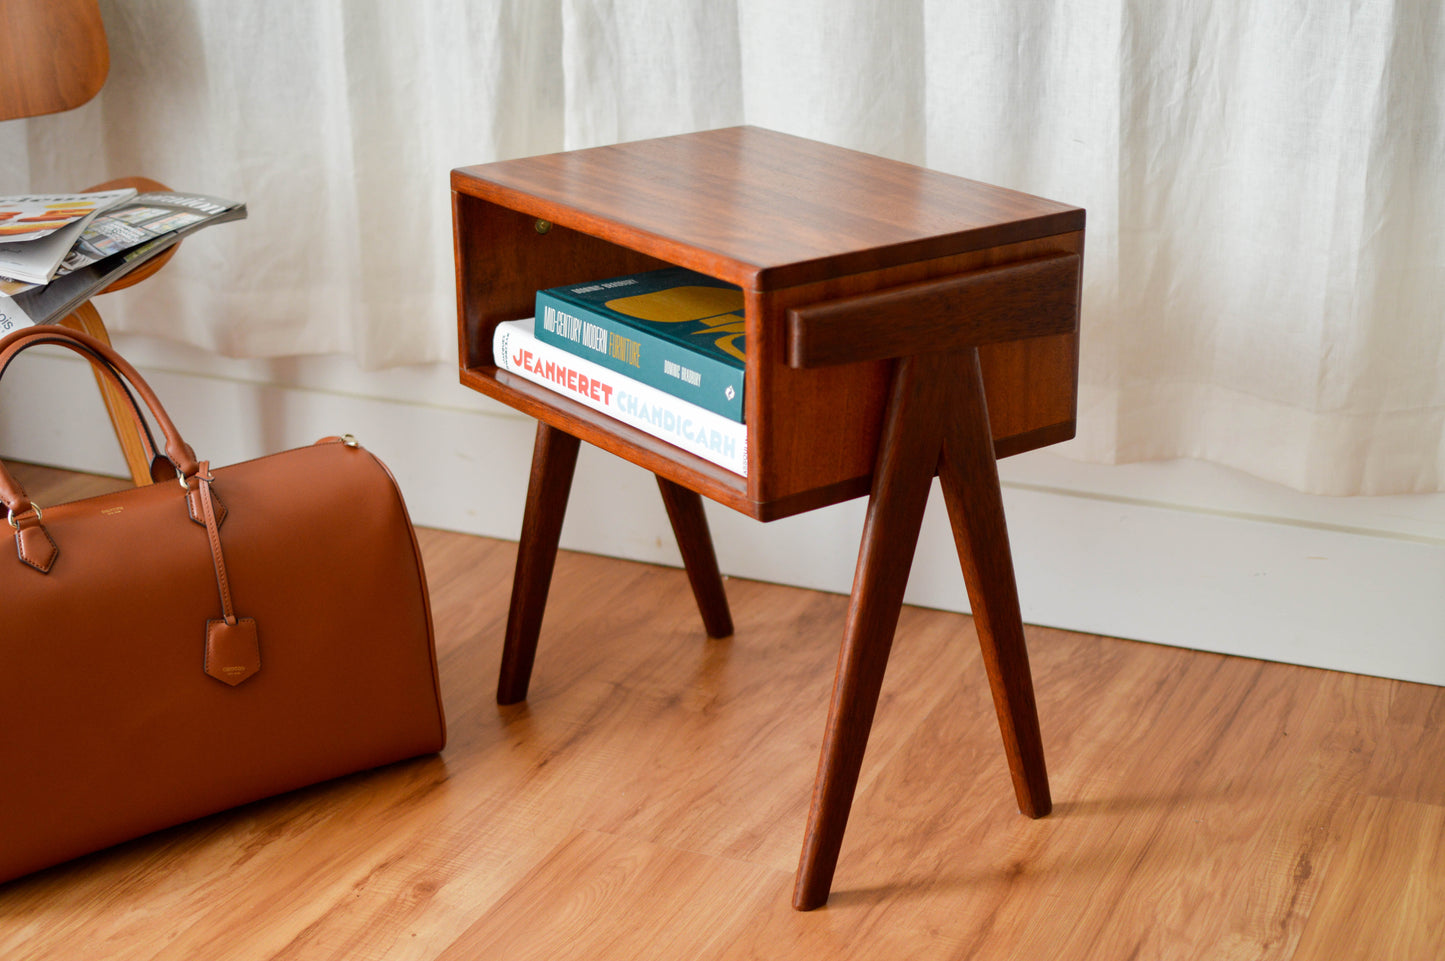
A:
4;335;1442;687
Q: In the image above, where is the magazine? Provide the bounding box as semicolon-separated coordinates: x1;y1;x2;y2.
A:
0;188;137;285
0;191;246;333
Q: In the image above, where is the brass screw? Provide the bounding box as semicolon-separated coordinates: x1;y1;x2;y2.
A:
534;219;552;234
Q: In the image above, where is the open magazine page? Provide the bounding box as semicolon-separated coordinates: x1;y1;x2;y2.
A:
0;190;134;243
0;189;137;285
0;192;245;332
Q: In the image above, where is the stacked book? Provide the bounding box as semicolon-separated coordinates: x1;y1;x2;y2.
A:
493;266;749;476
0;189;246;333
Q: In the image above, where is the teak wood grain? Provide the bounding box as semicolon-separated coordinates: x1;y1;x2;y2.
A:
792;347;1050;909
786;253;1081;368
656;477;735;640
793;350;950;909
937;351;1050;818
4;466;1442;959
496;422;737;705
454;128;1083;908
452;126;1084;518
496;422;580;706
452;127;1082;291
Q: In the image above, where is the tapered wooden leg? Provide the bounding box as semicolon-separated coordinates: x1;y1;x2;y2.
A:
497;422;581;705
59;303;155;486
938;348;1051;818
656;476;734;638
793;355;948;911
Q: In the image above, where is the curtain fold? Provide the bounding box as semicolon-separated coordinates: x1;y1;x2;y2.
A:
2;0;1441;494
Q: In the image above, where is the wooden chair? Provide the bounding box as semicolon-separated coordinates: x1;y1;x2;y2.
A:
1;0;181;485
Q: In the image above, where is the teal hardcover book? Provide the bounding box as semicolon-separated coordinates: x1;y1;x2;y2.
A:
534;266;746;422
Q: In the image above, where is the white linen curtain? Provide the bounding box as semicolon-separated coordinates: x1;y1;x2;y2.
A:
2;0;1441;495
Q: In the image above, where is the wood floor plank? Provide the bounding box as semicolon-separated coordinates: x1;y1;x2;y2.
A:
1;466;1441;960
805;636;1395;961
568;588;992;872
7;460;131;503
434;830;787;961
1363;681;1445;806
568;582;844;870
1292;796;1445;961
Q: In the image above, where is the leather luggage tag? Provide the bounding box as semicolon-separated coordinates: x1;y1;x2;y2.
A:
14;516;58;573
205;618;260;686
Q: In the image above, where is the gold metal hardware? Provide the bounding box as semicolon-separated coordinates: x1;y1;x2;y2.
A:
534;219;552;235
7;501;42;529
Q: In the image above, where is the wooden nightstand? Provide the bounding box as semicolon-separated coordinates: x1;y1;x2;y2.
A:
452;126;1084;909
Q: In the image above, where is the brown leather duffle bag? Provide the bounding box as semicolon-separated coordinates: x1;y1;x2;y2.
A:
0;325;446;885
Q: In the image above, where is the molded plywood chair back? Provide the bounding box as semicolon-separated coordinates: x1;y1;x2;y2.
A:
0;0;110;122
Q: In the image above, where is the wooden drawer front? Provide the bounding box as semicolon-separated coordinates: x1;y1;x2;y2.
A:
785;253;1080;368
749;233;1082;512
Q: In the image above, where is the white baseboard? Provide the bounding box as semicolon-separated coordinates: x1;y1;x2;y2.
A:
4;337;1442;687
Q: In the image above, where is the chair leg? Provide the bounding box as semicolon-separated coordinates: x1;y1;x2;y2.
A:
937;348;1051;818
58;303;154;486
497;422;580;705
656;476;733;638
793;354;947;910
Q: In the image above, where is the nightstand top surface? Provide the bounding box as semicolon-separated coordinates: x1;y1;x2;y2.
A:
452;126;1084;289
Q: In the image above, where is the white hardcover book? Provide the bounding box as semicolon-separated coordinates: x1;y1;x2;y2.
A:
493;317;747;477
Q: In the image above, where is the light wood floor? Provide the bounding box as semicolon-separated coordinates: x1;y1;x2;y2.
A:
2;463;1442;960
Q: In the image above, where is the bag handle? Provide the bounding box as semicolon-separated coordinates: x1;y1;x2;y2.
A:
0;326;258;683
0;326;200;516
11;332;167;483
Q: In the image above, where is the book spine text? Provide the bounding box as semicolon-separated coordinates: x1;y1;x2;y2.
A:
493;319;747;476
534;291;745;422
